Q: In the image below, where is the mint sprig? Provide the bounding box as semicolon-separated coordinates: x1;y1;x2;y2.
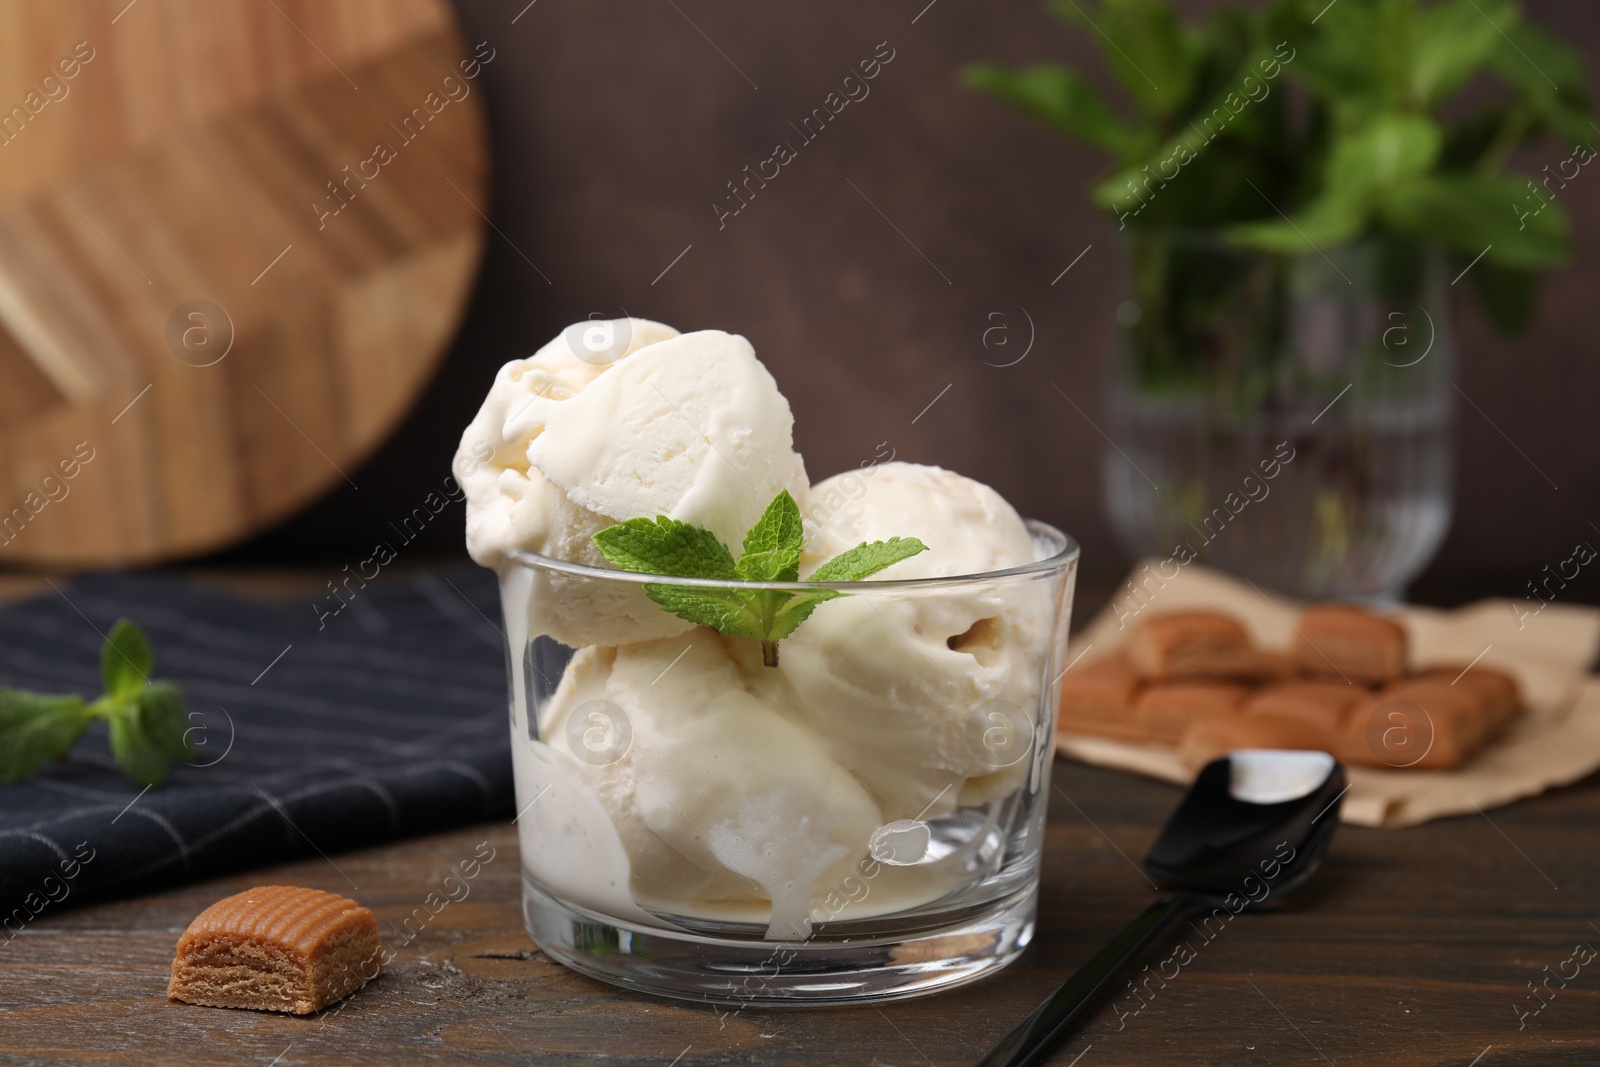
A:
592;490;927;666
0;619;192;786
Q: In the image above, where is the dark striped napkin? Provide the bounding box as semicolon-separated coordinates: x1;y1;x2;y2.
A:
0;569;512;921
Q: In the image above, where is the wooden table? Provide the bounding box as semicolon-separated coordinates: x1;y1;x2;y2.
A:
4;756;1597;1066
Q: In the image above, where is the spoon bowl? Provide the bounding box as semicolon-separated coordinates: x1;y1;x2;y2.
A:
1148;749;1345;896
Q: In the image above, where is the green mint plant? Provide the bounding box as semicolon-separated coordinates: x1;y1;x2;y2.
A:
592;490;927;667
965;0;1593;333
0;619;192;787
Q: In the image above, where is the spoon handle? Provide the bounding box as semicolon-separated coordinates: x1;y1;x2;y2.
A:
974;893;1199;1067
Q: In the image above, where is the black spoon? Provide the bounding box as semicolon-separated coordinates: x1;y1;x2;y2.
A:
977;749;1348;1067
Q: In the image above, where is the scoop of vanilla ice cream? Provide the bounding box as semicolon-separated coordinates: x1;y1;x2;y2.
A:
527;329;808;553
455;321;809;646
802;461;1035;578
455;317;680;569
545;630;882;940
783;463;1050;819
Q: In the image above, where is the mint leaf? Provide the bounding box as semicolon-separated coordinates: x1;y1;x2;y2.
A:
137;681;191;761
592;493;929;667
593;516;737;580
0;690;91;782
106;681;190;787
1048;0;1193;117
736;490;803;582
1326;115;1444;192
1411;0;1510;108
808;537;928;582
0;617;189;786
642;585;763;640
767;590;842;643
1378;171;1570;269
101;618;152;702
762;538;927;646
962;62;1150;162
107;705;164;787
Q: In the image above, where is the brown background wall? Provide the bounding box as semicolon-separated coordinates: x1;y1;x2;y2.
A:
227;0;1600;604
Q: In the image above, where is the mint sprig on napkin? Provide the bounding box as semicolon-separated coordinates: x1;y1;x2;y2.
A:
0;619;192;786
593;490;926;666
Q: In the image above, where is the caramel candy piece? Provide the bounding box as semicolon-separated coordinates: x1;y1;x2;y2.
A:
1294;604;1407;684
889;929;1000;964
1127;611;1283;682
1178;710;1339;770
1340;681;1491;770
1245;681;1365;730
1384;680;1496;753
168;886;384;1014
1058;652;1149;742
1249;649;1295;682
1134;683;1249;743
1413;663;1523;730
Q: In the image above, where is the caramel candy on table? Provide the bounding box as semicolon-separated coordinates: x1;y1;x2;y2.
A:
1126;611;1283;682
1340;681;1492;771
1057;652;1148;742
1177;710;1340;771
1245;681;1365;730
1294;604;1408;684
1413;663;1524;729
1134;683;1249;744
168;886;384;1014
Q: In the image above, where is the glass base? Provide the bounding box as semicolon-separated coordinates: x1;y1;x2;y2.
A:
522;873;1036;1005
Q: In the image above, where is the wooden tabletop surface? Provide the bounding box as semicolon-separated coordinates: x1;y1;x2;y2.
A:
4;754;1597;1067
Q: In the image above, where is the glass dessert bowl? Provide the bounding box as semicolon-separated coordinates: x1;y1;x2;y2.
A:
454;317;1079;1003
498;523;1078;1004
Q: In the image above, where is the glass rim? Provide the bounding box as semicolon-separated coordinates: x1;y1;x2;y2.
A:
503;518;1079;592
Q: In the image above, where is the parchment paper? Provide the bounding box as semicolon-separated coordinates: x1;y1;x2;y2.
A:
1054;561;1600;827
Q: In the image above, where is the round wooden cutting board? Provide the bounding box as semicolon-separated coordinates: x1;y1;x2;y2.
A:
0;0;489;568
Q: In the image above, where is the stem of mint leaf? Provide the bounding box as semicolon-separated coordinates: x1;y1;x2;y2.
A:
0;618;191;786
592;489;928;666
